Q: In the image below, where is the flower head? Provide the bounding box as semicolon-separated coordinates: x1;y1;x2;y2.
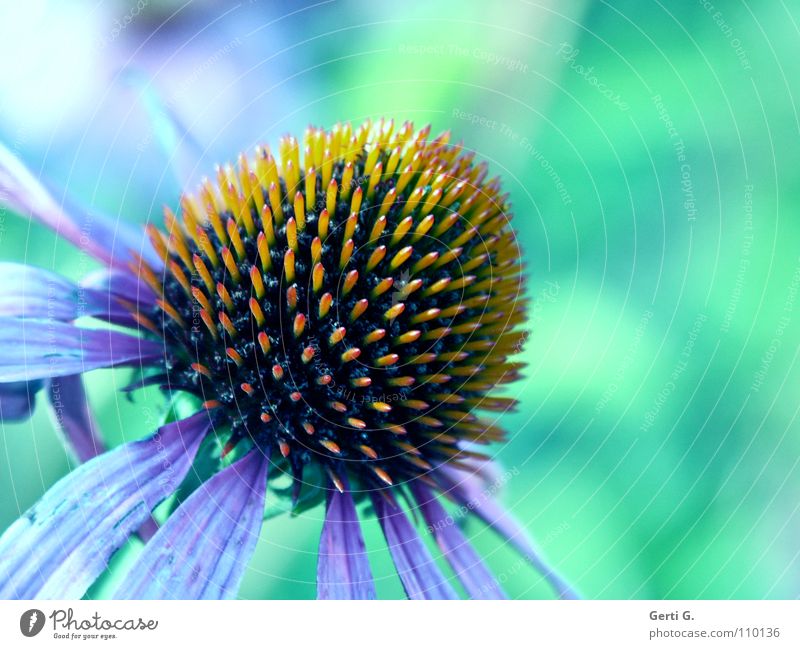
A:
0;118;575;600
138;120;523;493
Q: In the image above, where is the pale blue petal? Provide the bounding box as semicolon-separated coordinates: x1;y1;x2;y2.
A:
0;143;159;270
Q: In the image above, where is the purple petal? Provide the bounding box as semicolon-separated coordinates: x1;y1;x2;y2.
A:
47;375;104;462
371;493;458;600
0;411;212;598
0;142;158;270
115;449;269;599
0;317;162;382
81;267;157;307
317;482;376;600
456;445;504;485
79;269;156;328
412;482;506;599
0;263;130;322
438;465;579;599
0;380;45;422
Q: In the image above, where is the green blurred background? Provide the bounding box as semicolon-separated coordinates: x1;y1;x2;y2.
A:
1;0;799;598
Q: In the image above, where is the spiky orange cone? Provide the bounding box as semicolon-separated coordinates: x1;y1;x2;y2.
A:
135;118;527;493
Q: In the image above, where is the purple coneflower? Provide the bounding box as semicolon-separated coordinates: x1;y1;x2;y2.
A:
0;119;575;599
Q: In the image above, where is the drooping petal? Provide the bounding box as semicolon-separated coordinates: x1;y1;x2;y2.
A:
456;444;504;486
412;482;506;600
0;142;158;269
123;70;204;190
81;267;157;307
0;410;212;599
7;379;160;540
0;263;129;322
115;448;269;599
371;493;458;600
79;268;157;328
47;374;104;462
317;482;376;600
47;374;159;541
0;380;44;422
438;465;579;599
0;318;162;382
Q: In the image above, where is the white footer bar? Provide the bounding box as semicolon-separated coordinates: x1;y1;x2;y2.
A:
0;600;796;648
